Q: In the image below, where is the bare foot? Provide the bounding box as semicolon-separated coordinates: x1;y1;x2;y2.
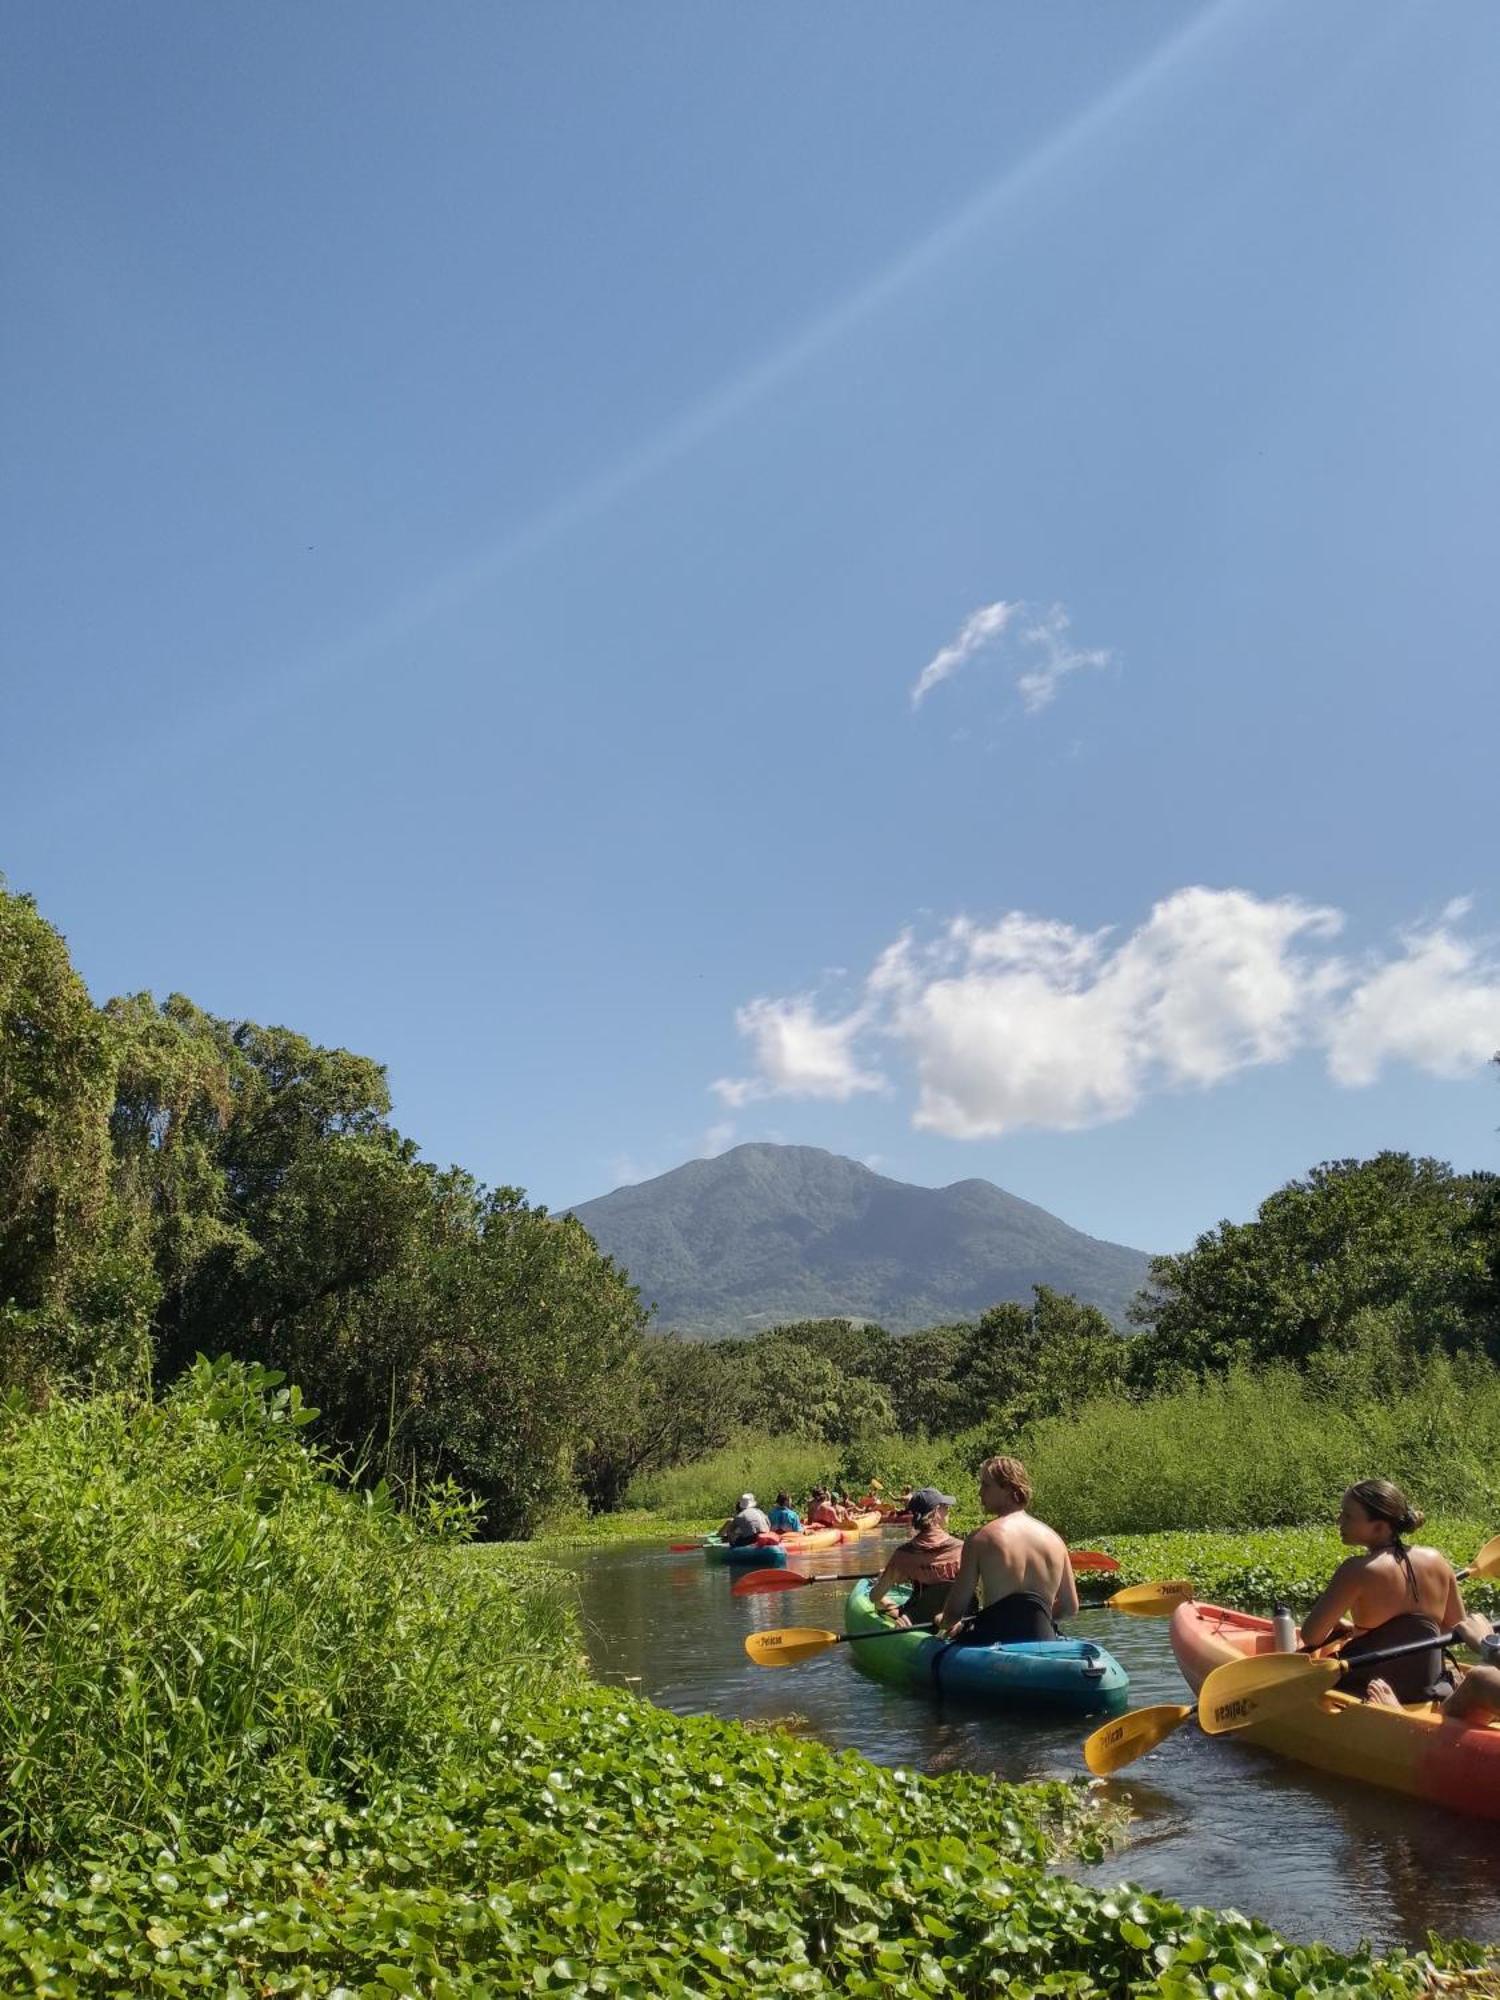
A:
1364;1677;1400;1708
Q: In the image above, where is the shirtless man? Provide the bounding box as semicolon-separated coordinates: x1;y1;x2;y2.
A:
936;1455;1078;1645
1300;1479;1465;1703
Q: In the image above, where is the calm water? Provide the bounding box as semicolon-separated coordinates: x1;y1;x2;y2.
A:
558;1537;1500;1956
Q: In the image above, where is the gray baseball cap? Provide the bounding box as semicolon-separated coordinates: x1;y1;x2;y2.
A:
910;1486;956;1515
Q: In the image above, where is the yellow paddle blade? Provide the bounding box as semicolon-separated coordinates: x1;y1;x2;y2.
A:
1107;1578;1196;1617
1083;1703;1193;1776
1467;1532;1500;1581
743;1626;839;1668
1197;1652;1344;1734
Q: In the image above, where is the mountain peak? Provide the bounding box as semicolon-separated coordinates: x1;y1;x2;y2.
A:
567;1142;1151;1336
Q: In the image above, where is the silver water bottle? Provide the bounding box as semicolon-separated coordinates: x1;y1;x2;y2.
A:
1272;1602;1298;1653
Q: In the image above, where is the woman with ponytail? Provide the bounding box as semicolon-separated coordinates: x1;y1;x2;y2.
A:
1299;1480;1466;1704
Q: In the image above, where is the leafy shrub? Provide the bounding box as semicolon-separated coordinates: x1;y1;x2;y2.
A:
0;1357;575;1865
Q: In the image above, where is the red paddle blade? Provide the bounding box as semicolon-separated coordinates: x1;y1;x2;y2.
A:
667;1542;703;1553
1070;1551;1121;1575
731;1569;815;1596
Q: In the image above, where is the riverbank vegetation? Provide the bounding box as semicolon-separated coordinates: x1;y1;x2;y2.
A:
0;1363;1467;1996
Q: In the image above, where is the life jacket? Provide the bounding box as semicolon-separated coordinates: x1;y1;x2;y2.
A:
948;1590;1059;1646
1337;1612;1453;1704
891;1526;963;1624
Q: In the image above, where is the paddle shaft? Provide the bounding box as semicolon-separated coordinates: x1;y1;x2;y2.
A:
837;1619;939;1646
1329;1628;1459;1676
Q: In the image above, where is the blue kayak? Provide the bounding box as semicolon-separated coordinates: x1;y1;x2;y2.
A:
703;1537;787;1569
843;1577;1128;1713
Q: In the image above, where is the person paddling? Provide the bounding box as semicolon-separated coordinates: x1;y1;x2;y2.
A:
1302;1479;1492;1708
1300;1480;1461;1702
867;1486;964;1627
721;1492;773;1547
937;1455;1078;1644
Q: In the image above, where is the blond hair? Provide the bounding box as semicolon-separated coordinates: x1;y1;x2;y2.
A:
979;1454;1032;1507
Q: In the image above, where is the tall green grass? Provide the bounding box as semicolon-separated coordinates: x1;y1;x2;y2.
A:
625;1431;845;1517
1021;1356;1500;1540
630;1356;1500;1546
0;1357;576;1865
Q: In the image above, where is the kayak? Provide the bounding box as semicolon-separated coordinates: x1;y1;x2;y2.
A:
843;1578;1129;1713
1169;1601;1500;1823
702;1538;787;1569
780;1525;845;1554
847;1509;883;1532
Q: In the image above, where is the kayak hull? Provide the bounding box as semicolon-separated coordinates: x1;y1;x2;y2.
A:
1169;1601;1500;1823
779;1526;845;1554
703;1539;787;1569
843;1578;1129;1714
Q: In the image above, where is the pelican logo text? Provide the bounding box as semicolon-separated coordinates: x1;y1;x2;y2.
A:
1213;1697;1255;1726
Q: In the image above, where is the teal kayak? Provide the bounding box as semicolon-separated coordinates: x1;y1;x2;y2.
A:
843;1577;1128;1714
703;1537;787;1569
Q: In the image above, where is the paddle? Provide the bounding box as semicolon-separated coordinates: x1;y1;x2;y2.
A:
745;1620;939;1668
1084;1704;1193;1775
733;1550;1120;1598
1107;1578;1197;1617
1459;1532;1500;1582
1197;1627;1463;1733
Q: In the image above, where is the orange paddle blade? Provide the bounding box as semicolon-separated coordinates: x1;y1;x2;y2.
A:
1083;1703;1193;1776
1108;1579;1196;1617
744;1626;839;1668
732;1569;816;1596
667;1542;703;1553
1070;1551;1121;1575
1196;1653;1343;1734
1465;1532;1500;1582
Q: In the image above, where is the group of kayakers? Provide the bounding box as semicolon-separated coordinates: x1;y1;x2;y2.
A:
719;1484;881;1544
857;1460;1500;1715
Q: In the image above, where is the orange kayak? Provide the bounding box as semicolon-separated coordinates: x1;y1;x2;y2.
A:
778;1525;844;1554
1170;1601;1500;1823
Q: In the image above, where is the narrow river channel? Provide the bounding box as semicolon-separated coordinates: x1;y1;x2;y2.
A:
557;1539;1500;1957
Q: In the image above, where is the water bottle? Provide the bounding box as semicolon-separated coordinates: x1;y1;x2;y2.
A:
1272;1602;1298;1653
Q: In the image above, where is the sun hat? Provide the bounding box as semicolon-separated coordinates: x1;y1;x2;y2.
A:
737;1492;756;1510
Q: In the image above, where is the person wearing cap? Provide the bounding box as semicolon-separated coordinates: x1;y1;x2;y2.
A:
868;1487;965;1627
721;1492;773;1546
936;1454;1078;1645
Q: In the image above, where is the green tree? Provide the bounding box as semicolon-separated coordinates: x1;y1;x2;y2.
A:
949;1287;1124;1433
1130;1153;1495;1376
0;886;155;1389
574;1333;744;1513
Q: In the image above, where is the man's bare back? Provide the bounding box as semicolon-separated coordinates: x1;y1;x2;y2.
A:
963;1511;1076;1616
939;1456;1079;1635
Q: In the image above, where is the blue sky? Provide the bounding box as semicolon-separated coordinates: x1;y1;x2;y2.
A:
4;0;1497;1256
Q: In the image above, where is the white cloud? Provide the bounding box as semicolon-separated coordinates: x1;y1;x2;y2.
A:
1325;920;1500;1087
713;891;1500;1138
910;598;1113;715
910;601;1019;708
712;994;885;1107
1014;604;1114;714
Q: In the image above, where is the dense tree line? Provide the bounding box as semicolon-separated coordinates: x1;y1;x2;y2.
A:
3;880;1497;1527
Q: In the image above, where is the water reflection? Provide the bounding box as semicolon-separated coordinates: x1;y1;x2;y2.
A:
559;1539;1500;1954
